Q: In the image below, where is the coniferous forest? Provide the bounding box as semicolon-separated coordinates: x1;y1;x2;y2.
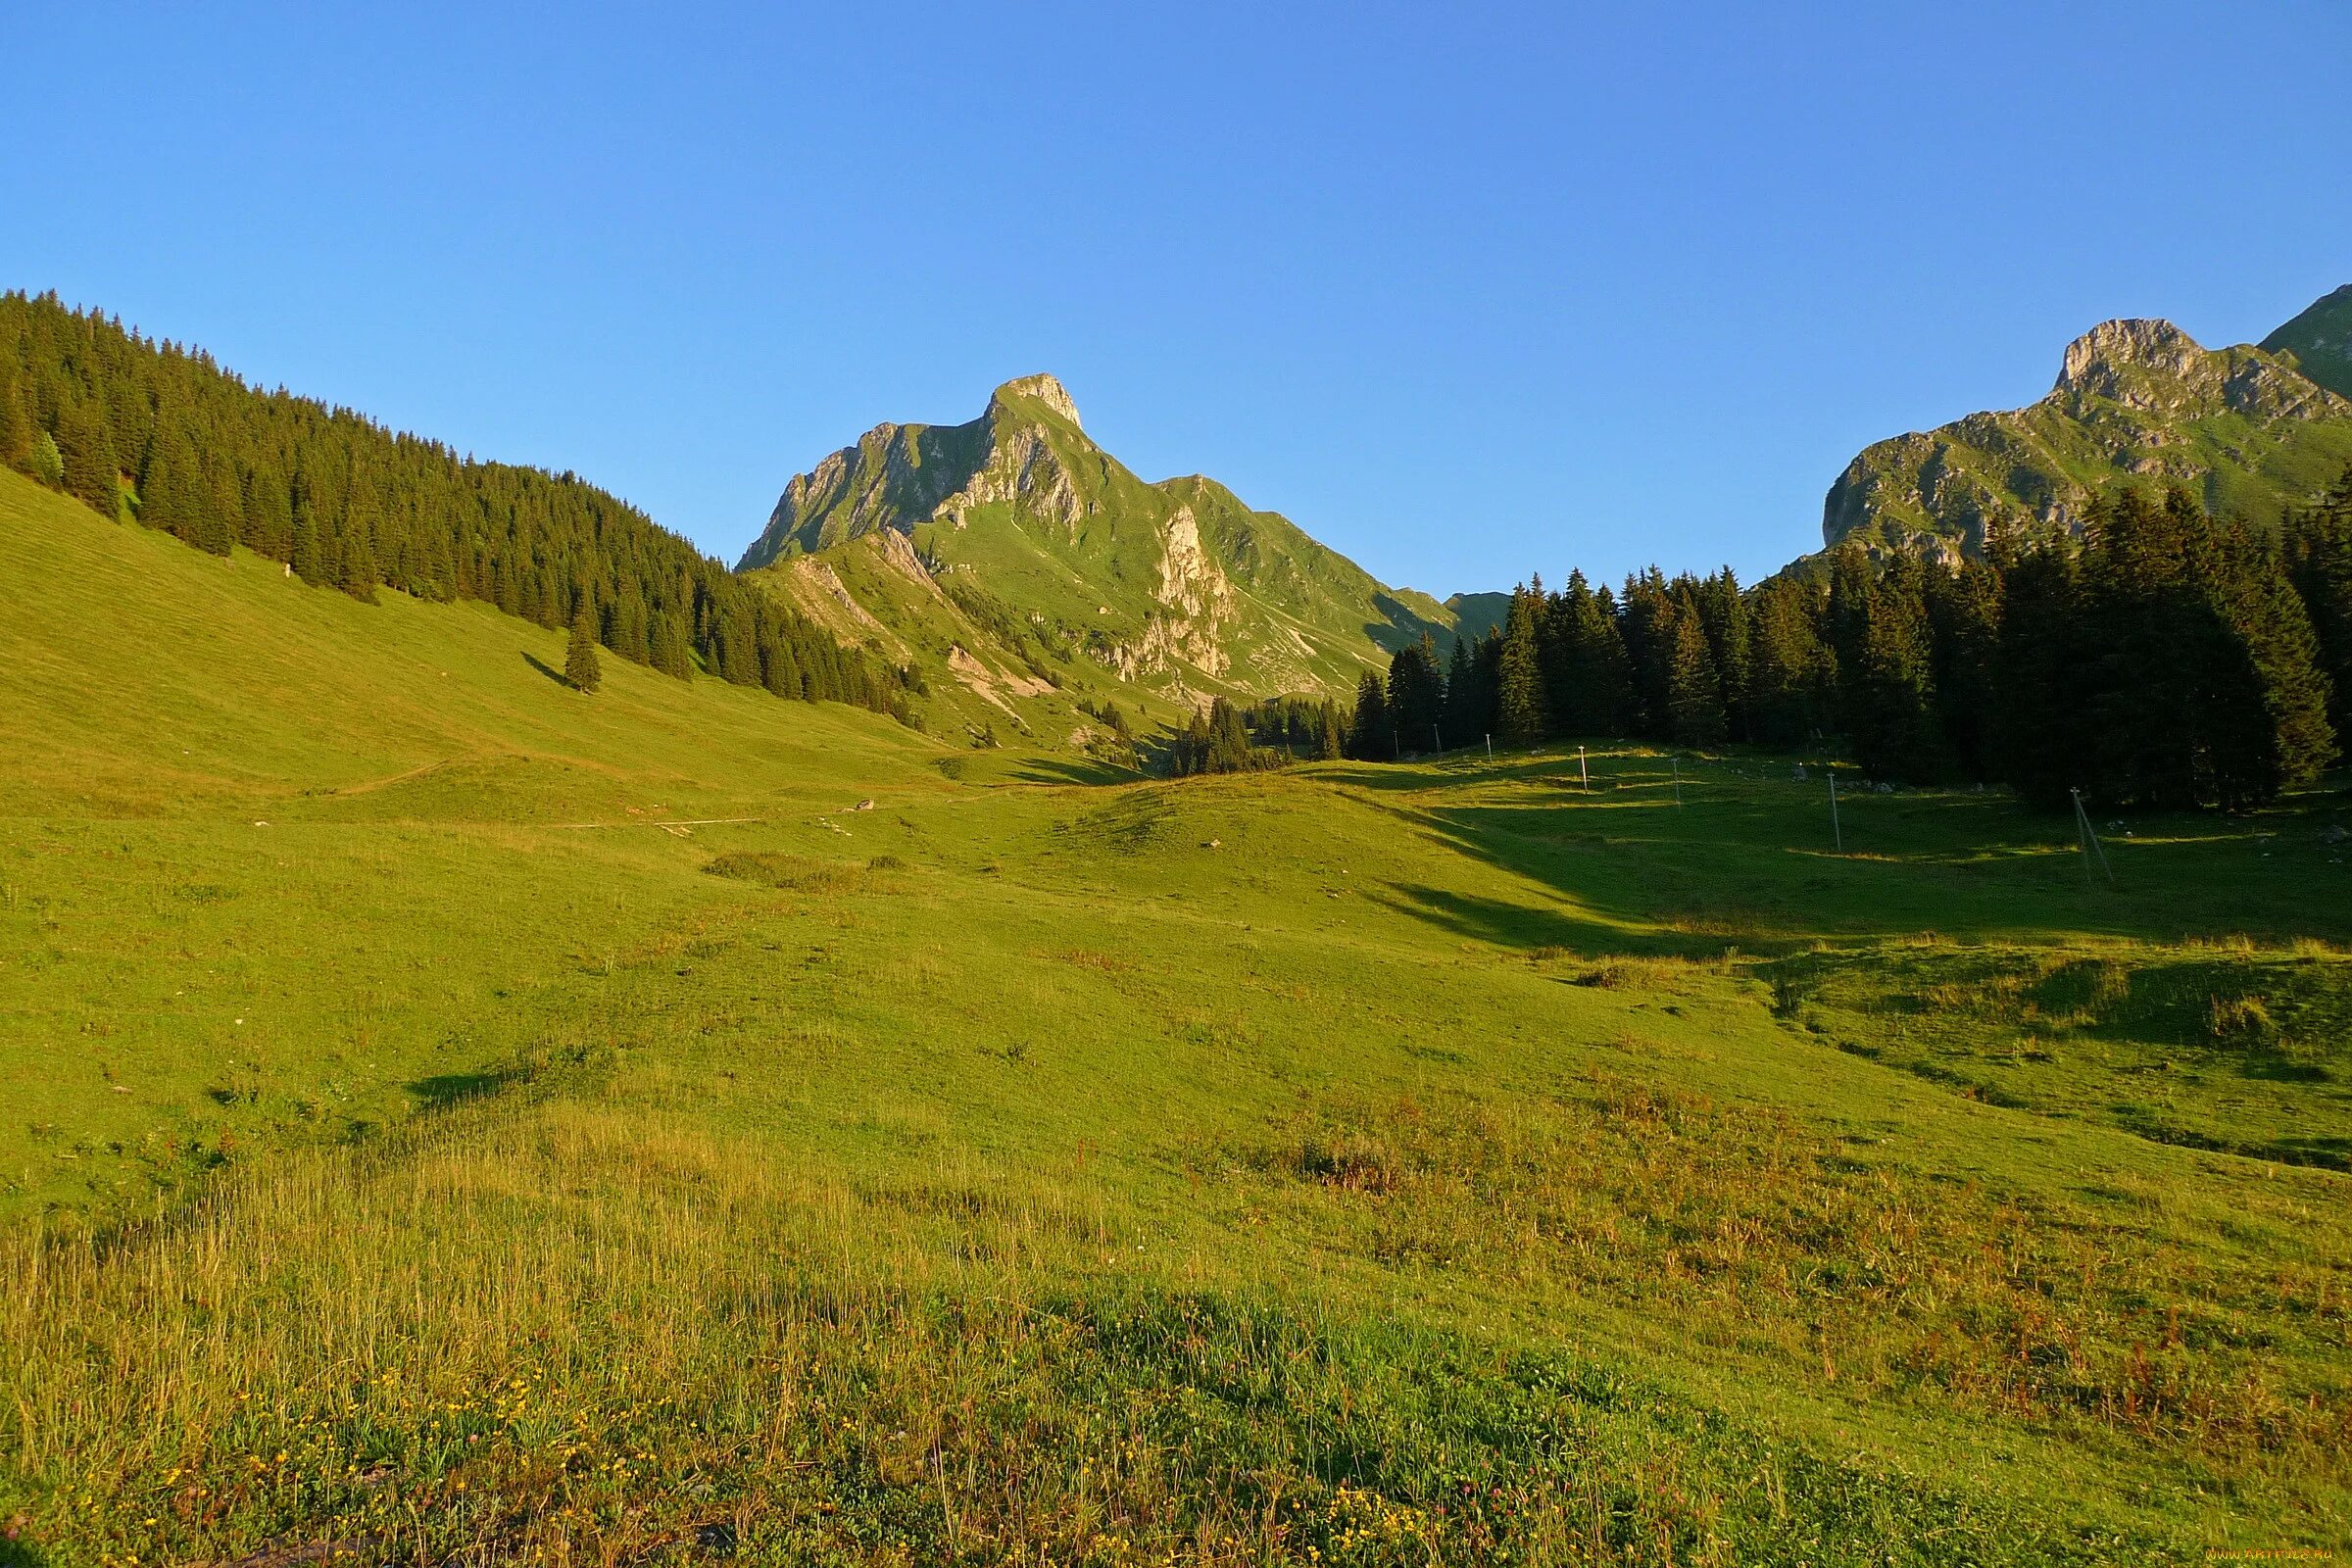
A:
0;291;907;716
1328;477;2352;813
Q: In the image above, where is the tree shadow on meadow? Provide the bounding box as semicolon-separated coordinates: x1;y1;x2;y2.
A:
521;649;572;688
407;1067;527;1109
1346;750;2352;955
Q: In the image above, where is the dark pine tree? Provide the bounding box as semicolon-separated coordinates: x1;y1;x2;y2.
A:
1845;556;1942;782
1387;633;1445;755
1922;556;2002;779
1441;634;1482;748
2284;466;2352;741
0;373;30;470
57;402;120;518
1663;607;1729;746
566;610;604;693
1745;573;1833;747
1494;585;1547;747
1991;541;2082;808
1347;671;1391;760
1551;570;1633;736
1690;567;1752;740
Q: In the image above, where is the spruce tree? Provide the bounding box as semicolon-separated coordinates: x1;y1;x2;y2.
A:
2284;467;2352;740
1494;586;1547;747
28;430;64;488
566;610;604;693
1347;670;1391;760
289;507;327;585
1663;607;1729;746
241;466;294;558
1441;635;1480;747
1745;574;1833;747
2205;514;2336;804
1552;570;1633;736
1387;634;1445;754
1691;567;1752;739
1846;558;1943;782
57;404;120;518
1922;558;2002;779
1991;542;2082;808
1314;699;1347;760
0;375;30;470
648;609;694;681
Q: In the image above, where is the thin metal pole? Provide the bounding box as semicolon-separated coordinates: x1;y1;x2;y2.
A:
1485;734;1493;760
1579;745;1589;791
1672;756;1682;807
1829;771;1843;853
2071;789;2115;885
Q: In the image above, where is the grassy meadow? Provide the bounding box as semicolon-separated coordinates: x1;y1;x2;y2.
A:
2;470;2349;1564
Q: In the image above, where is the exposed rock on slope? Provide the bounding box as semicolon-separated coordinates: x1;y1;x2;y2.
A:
1824;289;2352;558
738;375;1452;710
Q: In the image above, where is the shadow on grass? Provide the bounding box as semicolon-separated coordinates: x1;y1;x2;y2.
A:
1340;748;2352;953
407;1067;527;1108
1368;881;1702;959
1010;756;1139;786
521;650;574;689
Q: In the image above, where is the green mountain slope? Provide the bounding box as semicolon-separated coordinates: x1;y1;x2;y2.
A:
739;375;1453;714
0;467;940;822
2263;282;2352;401
1824;297;2352;557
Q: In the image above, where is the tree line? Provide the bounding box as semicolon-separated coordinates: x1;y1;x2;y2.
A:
0;291;907;715
1340;477;2349;811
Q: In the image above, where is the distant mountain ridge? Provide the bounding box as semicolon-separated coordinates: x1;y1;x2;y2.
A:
737;375;1455;721
1823;288;2352;557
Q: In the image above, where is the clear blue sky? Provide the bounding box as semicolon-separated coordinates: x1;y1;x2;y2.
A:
9;2;2348;596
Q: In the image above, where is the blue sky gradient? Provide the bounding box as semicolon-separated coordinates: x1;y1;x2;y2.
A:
9;2;2348;595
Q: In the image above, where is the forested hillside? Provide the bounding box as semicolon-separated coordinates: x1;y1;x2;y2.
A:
1333;477;2352;812
0;291;906;715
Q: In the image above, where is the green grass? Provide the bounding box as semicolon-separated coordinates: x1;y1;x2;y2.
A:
2;471;2349;1562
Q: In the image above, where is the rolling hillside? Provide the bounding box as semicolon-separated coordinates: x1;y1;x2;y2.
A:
1823;289;2352;557
6;461;2351;1560
740;375;1457;719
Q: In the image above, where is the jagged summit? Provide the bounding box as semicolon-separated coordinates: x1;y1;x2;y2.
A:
2054;318;2205;399
991;372;1082;428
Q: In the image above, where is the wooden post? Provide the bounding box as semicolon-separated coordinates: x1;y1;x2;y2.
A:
1829;771;1843;853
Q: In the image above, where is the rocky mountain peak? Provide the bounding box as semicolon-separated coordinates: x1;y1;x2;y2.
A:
2054;318;2205;399
990;373;1082;429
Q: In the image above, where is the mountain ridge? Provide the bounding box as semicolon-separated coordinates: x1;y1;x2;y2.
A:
1823;289;2352;557
736;375;1456;723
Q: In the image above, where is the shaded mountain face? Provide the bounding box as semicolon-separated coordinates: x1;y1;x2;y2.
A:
2263;283;2352;401
1823;291;2352;558
738;375;1452;715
